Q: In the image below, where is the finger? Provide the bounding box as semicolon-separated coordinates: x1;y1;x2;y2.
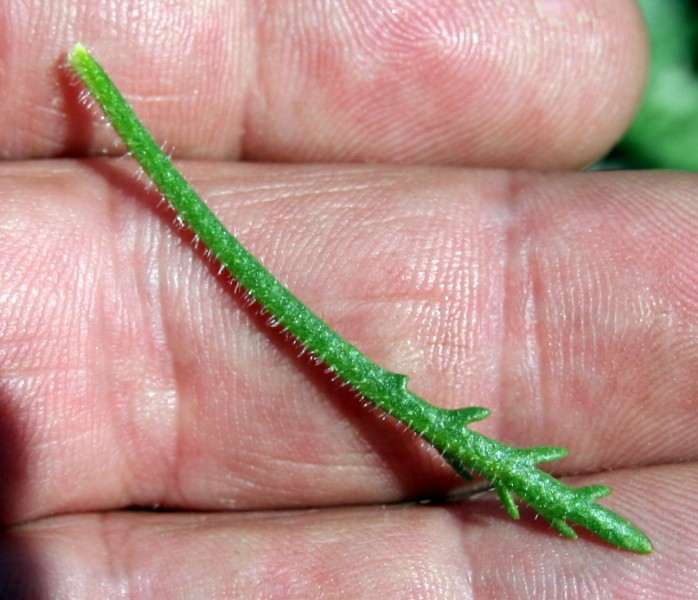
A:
1;0;646;167
1;163;697;524
3;465;693;597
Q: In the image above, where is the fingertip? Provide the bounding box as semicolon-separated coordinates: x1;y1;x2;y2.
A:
245;0;650;168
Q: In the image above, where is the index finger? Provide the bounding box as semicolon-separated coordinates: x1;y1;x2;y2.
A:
2;163;696;525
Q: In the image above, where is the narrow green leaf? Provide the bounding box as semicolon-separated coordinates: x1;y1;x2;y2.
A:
68;43;654;555
581;485;613;501
495;485;520;520
519;446;570;465
552;518;578;540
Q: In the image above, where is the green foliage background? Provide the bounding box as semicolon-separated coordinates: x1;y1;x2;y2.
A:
598;0;698;170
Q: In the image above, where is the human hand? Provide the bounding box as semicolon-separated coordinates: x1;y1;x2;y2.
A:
1;1;696;598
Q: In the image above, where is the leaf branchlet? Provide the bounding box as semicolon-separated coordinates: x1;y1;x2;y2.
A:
68;43;653;554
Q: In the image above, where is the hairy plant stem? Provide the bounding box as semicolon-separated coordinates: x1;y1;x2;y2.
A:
68;43;653;554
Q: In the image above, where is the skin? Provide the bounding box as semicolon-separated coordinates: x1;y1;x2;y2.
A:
0;0;697;598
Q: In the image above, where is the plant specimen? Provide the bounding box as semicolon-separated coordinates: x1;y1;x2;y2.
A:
68;43;653;554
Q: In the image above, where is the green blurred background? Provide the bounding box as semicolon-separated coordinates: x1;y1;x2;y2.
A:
596;0;698;170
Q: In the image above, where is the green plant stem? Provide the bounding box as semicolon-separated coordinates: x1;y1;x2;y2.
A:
68;43;653;554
